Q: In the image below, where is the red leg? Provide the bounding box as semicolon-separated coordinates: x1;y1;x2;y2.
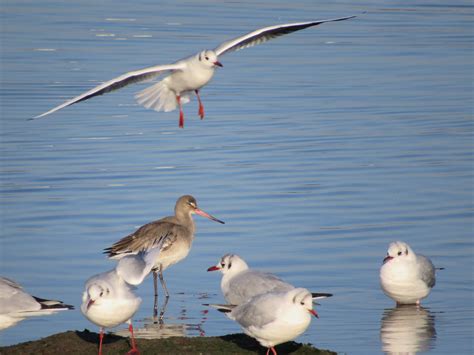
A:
195;90;205;119
266;349;270;355
176;95;184;128
127;322;140;355
271;347;277;355
98;328;104;355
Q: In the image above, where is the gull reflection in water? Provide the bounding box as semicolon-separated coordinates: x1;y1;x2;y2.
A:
380;305;437;354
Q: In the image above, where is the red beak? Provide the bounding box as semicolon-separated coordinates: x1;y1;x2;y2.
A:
207;265;220;272
194;208;225;224
214;61;223;67
87;299;95;310
309;309;319;318
383;256;394;264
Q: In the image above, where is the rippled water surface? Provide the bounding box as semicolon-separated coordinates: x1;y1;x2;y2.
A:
1;0;473;353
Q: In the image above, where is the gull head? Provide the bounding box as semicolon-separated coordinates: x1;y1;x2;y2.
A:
207;253;248;275
383;241;415;265
84;283;110;310
198;50;223;68
289;288;318;318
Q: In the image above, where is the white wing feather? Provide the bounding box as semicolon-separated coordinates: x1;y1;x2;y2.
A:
214;16;356;57
34;63;186;119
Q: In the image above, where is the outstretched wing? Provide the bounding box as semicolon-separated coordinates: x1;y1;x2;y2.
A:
214;16;356;57
33;62;186;119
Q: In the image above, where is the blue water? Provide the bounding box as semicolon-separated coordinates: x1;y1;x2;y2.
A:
1;0;473;353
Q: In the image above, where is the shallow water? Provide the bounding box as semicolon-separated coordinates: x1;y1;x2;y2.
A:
1;0;473;353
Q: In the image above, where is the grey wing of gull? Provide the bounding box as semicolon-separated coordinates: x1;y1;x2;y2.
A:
232;293;281;329
417;254;436;288
116;235;168;285
227;271;293;304
0;277;41;314
33;62;186;119
214;16;356;57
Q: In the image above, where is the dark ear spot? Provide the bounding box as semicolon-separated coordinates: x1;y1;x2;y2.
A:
405;249;408;255
198;53;202;61
228;262;232;269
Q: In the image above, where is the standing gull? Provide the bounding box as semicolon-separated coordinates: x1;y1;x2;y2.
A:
82;239;165;355
209;288;318;355
207;253;332;304
380;241;441;305
104;195;224;317
0;276;73;330
34;16;356;127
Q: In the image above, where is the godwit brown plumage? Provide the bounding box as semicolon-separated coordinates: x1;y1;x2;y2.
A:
104;195;224;318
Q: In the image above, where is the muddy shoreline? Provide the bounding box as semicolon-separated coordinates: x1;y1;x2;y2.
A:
0;330;336;354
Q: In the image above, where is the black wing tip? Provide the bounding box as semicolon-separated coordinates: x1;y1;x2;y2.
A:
203;303;233;313
34;297;75;310
312;292;333;298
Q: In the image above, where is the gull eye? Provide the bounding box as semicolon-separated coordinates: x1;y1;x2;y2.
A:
221;263;225;268
205;56;209;60
300;301;305;306
99;291;104;297
397;251;402;256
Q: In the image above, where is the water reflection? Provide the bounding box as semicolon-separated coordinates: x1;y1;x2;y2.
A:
113;292;209;339
114;319;187;339
380;305;437;354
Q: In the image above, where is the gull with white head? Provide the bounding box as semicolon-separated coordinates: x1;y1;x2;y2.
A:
34;16;356;128
81;237;165;355
209;288;318;355
207;253;332;305
380;241;441;305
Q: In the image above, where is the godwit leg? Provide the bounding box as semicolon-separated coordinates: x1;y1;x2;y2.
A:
158;294;169;323
127;321;139;355
176;95;184;128
195;90;205;119
153;270;159;318
159;267;169;298
98;327;104;355
158;267;169;322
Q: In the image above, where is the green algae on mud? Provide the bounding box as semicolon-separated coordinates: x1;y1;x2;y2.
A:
0;330;336;354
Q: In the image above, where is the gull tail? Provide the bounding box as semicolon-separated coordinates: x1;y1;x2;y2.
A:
135;80;190;113
311;292;333;300
203;303;237;314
